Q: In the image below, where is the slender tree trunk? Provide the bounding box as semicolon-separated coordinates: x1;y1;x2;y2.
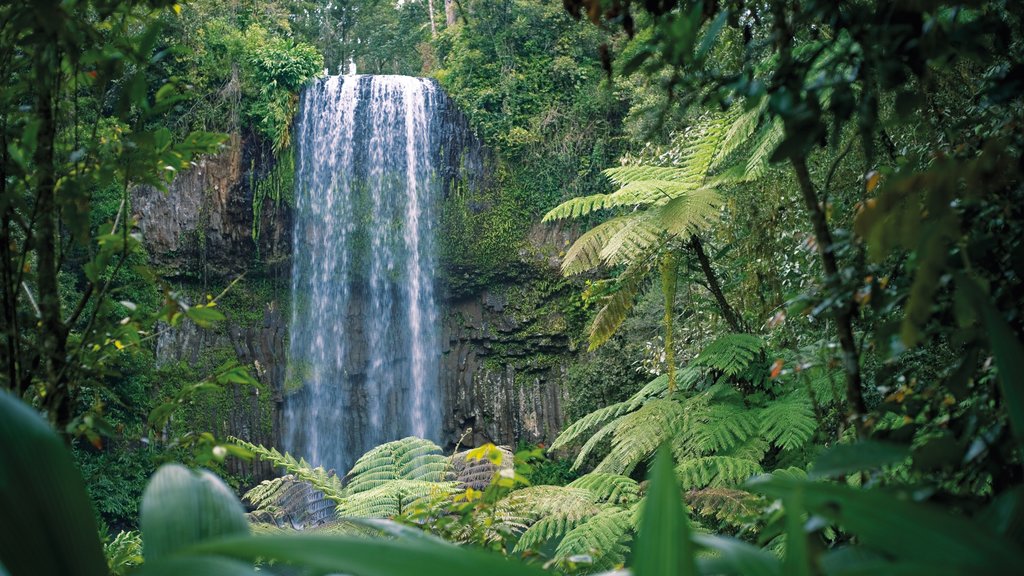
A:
661;252;678;390
791;157;868;437
445;0;457;26
690;235;745;333
427;0;437;36
33;40;70;426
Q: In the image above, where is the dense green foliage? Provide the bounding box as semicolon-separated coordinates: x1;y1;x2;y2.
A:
3;0;1024;575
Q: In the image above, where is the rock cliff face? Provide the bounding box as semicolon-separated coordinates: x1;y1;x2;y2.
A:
135;92;578;475
132;134;291;278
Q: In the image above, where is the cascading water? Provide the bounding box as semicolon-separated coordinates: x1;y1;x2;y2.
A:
283;75;442;475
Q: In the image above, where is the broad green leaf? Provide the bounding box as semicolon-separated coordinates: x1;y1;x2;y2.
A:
132;555;259;576
634;445;696;576
749;476;1024;573
783;494;811;576
694;534;781;576
809;441;910;479
960;276;1024;446
140;464;250;561
185;305;226;327
188;533;549;576
0;391;108;576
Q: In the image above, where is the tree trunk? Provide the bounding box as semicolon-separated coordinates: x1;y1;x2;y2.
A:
445;0;457;26
427;0;437;36
690;235;745;333
791;157;868;436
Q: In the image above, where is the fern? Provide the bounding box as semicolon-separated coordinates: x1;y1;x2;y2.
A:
676;456;764;490
495;486;603;538
759;391;817;452
587;260;652;350
552;373;673;452
561;217;631;275
598;215;665;268
693;333;765;376
603;165;694;186
702;402;760;453
543;180;695;221
344;437;450;494
686;487;762;529
337;479;460;518
513;514;588;554
595;399;685;475
741;118;785;182
232;437;345;499
104;531;142;576
243;475;338;526
568;473;641;505
553;506;634;572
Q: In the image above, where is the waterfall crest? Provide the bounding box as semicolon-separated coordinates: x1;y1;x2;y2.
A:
284;75;441;474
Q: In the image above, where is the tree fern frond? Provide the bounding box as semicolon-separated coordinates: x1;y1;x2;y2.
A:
709;103;765;172
759;391;817;452
742;118;785;182
703;402;760;452
598;215;663;267
572;415;621;471
676;456;763;490
513;514;587;554
595;399;685;475
543;178;694;222
337;479;460;518
344;437;449;495
496;486;602;537
720;436;770;463
588;261;650;350
568;473;641;505
686;487;763;528
561;217;631;275
693;333;766;376
551;399;634;452
602;165;694;186
655;188;722;238
553;506;634;572
231;437;345;499
802;366;845;406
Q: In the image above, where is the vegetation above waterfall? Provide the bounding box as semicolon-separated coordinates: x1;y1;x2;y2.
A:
3;0;1024;575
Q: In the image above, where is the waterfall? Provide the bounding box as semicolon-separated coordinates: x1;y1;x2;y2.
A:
284;75;442;475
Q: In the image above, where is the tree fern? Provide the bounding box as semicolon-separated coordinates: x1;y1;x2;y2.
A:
703;401;761;453
495;486;603;537
552;506;634;572
243;475;338;526
551;374;672;454
594;399;686;475
567;473;641;506
337;479;460;518
561;217;631;275
759;391;817;452
686;487;762;529
344;437;450;494
676;456;764;490
693;333;766;376
587;260;651;350
231;437;345;499
513;514;588;554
